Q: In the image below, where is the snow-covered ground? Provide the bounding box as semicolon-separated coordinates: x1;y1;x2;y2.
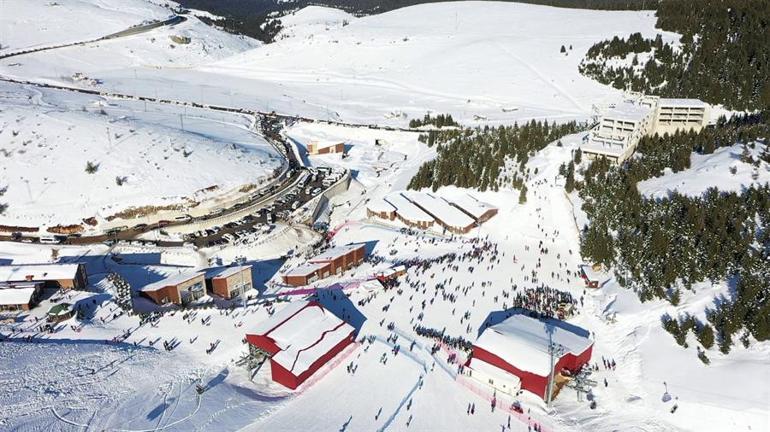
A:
0;0;171;51
2;2;671;126
3;126;767;431
0;82;281;228
0;2;768;432
638;142;770;198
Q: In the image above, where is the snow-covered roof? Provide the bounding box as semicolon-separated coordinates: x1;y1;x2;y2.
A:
474;314;592;377
448;194;497;220
0;287;37;306
658;98;707;108
402;191;475;229
0;263;80;282
140;271;204;292
206;265;251;279
283;262;328;277
602;102;652;123
384;192;435;223
366;197;396;214
580;264;604;282
254;301;354;376
310;244;364;262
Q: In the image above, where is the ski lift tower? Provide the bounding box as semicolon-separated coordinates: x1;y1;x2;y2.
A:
545;338;565;408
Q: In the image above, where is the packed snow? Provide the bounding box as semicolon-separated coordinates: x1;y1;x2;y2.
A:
638;142;770;198
0;2;767;432
0;0;170;51
0;82;281;228
2;2;672;126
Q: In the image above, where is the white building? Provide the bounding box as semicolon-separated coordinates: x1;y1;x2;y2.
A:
582;95;710;164
582;101;655;164
654;98;710;135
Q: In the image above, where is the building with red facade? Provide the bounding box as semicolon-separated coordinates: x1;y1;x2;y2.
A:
281;244;366;287
246;301;355;389
465;314;593;400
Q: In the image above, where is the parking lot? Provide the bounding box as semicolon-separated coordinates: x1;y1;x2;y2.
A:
185;166;346;248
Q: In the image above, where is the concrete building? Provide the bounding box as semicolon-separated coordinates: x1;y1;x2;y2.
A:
205;266;253;299
0;282;43;311
654;98;710;135
582;95;710;164
582;100;655;164
307;140;345;155
281;244;366;287
246;301;356;389
140;271;206;305
0;263;87;290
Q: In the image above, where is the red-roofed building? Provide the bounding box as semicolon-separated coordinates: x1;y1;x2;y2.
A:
280;244;366;287
246;301;356;389
465;314;593;400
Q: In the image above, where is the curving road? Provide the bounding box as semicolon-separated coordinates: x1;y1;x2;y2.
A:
0;13;426;246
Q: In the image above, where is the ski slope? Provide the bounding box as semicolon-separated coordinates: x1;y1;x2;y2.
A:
0;2;767;432
2;3;672;126
0;82;281;229
0;0;170;52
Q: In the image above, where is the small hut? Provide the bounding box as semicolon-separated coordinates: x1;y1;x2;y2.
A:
47;303;75;322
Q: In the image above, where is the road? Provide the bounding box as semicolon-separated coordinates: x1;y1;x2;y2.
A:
0;13;424;246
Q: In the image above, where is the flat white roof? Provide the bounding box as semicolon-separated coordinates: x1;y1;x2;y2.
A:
474;314;592;377
0;287;37;306
0;263;80;282
366;197;396;214
659;98;707;108
283;262;328;277
310;244;364;262
206;265;250;279
140;271;204;292
602;102;652;123
402;191;475;229
254;301;354;376
447;193;497;220
384;192;435;223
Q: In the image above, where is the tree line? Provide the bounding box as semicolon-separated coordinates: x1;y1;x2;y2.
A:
577;112;770;354
580;0;770;110
408;120;582;192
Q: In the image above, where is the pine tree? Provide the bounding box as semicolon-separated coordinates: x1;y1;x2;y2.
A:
697;323;715;349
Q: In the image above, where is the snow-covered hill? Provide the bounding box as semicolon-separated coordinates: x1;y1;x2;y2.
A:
0;82;281;229
2;3;671;126
0;0;171;51
637;142;770;198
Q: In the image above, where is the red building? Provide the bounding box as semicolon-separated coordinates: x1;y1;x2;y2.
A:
579;264;604;289
465;314;593;400
246;301;355;389
281;244;366;287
